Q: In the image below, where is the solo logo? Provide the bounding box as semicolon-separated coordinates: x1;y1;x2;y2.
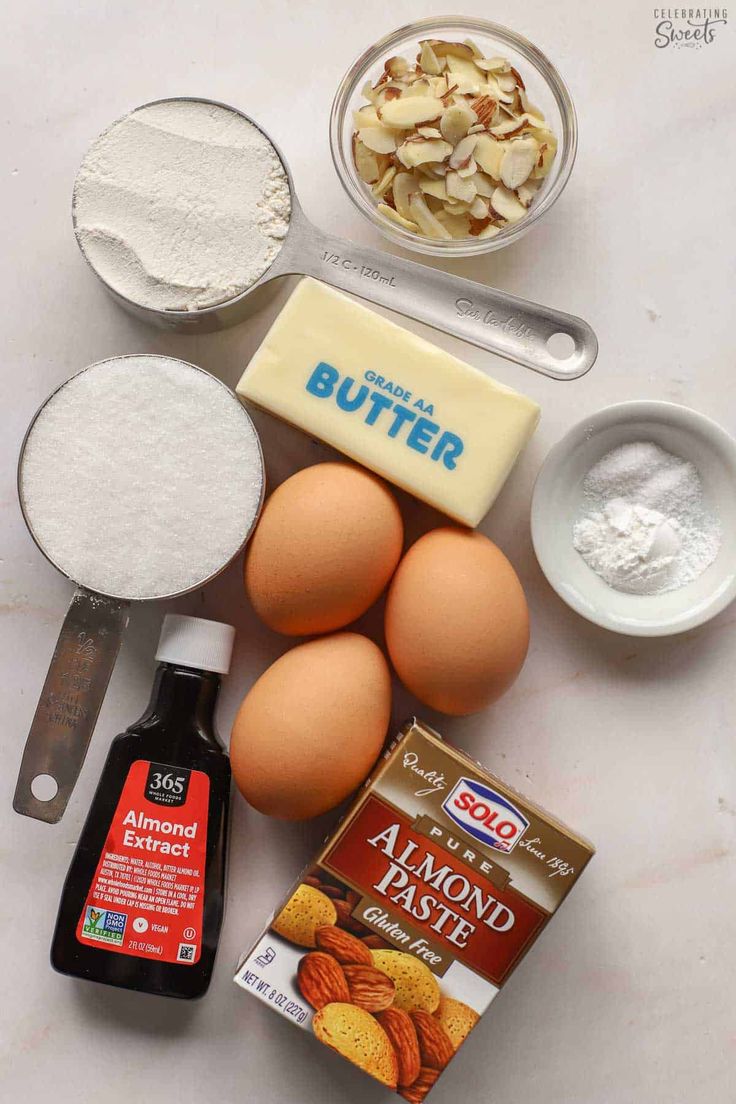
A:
443;778;529;853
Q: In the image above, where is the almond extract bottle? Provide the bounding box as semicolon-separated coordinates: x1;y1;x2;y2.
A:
51;615;234;999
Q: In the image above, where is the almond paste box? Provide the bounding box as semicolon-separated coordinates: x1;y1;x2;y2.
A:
234;720;594;1100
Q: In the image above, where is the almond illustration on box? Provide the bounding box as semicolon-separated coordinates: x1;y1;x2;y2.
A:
273;873;480;1101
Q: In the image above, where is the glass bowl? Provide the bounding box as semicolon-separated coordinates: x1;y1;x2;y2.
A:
330;16;577;258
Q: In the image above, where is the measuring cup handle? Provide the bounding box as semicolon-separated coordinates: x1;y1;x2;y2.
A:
281;222;597;380
13;588;129;824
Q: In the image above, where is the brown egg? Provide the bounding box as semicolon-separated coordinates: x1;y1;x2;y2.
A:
245;462;403;635
385;528;529;716
231;633;391;819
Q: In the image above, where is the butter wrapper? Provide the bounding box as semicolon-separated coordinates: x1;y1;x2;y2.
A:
236;278;540;527
234;719;594;1100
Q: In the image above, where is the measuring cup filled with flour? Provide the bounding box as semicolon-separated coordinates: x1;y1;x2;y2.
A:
72;97;597;381
14;355;264;824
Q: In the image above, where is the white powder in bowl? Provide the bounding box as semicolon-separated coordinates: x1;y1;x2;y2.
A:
573;441;721;595
73;100;291;311
20;356;263;599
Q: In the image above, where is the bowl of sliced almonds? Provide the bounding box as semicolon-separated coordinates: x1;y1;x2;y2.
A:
330;16;577;256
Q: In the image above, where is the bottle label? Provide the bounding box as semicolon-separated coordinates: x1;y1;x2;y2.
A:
76;759;209;965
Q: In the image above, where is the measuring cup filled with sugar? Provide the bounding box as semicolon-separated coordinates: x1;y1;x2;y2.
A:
72;98;596;381
14;355;264;824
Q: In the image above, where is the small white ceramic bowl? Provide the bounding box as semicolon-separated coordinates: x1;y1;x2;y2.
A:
531;401;736;636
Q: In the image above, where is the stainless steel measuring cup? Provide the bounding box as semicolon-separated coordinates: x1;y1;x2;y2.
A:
73;98;597;381
14;356;265;825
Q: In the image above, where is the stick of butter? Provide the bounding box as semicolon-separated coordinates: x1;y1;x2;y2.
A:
237;279;540;527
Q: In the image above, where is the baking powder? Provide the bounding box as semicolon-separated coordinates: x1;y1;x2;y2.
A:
73;100;291;311
573;441;721;594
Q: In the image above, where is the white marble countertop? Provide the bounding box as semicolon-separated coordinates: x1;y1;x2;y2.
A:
2;2;734;1102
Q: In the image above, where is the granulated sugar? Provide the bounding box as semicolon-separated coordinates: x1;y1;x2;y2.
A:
573;441;721;595
21;356;263;599
73;100;291;311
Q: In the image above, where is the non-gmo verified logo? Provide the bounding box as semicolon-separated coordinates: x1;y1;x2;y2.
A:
442;778;530;854
82;906;127;943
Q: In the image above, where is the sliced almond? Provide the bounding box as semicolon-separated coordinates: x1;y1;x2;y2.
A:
396;137;452;168
374;83;408;108
469;195;490;219
436;209;473;238
478;222;502;238
409;192;452;239
456;158;477;178
520;110;547;129
417;161;449;178
490;184;527;222
439;102;477;145
416;126;443;139
449;133;479;170
519;88;544;119
428;40;476;60
471;171;496;197
468;215;492;235
516;177;541;206
463;38;483;58
527;125;557;147
527;129;557;177
385;55;409;79
371;165;397;199
446;170;477;203
353;106;380;128
445;55;484;94
474;56;510;72
469;95;498;128
424;160;448;176
419;176;448;200
392;171;420;219
473;133;505;179
403;78;432;98
532;142;556;178
428;74;449;98
500;137;538;189
361;80;378;103
490;116;528;137
508;88;523;115
377;202;418;232
497;73;518;93
442;196;472;211
509;66;526;90
467;123;486;135
359;125;398;154
492;89;516;107
419;41;443;75
353;137;381;184
376;85;404;106
379;96;444;127
479;74;515;104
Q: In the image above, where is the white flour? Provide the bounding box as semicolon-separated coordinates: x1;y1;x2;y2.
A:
73;100;291;311
573;441;721;594
21;356;263;599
